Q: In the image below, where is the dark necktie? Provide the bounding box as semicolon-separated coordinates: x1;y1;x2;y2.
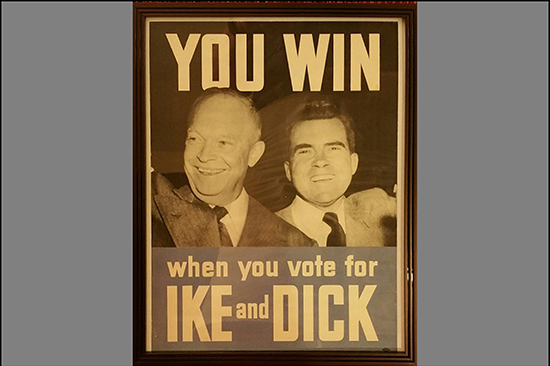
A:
213;206;233;247
322;212;346;247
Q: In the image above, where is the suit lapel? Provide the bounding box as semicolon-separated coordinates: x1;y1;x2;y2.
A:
239;198;285;247
275;206;295;226
154;186;220;247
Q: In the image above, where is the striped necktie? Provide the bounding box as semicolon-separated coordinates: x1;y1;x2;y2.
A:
213;206;233;247
322;212;346;247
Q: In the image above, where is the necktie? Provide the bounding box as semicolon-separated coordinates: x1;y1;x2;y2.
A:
213;206;233;247
322;212;346;247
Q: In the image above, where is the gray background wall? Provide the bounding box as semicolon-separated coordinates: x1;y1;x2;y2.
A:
2;2;548;366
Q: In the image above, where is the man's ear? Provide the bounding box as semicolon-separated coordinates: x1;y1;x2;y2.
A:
284;161;292;182
350;152;359;175
247;140;266;167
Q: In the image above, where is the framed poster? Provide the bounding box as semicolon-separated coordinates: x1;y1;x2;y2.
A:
133;2;416;365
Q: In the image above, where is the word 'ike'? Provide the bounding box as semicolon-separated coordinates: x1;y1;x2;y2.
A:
166;33;380;92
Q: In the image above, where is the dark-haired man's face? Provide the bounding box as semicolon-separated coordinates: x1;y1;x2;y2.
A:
284;118;359;209
184;95;265;206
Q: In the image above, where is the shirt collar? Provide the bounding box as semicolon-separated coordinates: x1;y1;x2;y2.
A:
291;195;347;240
209;188;249;246
223;188;249;224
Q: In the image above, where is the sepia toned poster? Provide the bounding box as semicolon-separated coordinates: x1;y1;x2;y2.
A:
140;13;411;354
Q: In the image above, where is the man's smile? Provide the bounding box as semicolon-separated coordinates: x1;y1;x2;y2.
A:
196;166;226;175
310;174;335;182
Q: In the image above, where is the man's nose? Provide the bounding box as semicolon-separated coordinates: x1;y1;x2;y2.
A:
312;151;329;168
197;141;217;162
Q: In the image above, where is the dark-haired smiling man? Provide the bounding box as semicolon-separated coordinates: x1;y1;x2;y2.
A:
277;99;397;247
151;89;315;248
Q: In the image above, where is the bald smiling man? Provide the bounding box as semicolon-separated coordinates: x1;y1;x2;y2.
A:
151;89;316;248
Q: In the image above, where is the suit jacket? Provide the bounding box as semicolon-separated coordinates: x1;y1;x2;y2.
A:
151;172;316;247
276;188;397;247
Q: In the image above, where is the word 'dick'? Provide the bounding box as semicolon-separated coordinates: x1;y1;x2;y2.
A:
166;33;380;92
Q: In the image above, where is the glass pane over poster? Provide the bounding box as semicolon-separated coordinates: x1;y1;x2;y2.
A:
134;3;416;365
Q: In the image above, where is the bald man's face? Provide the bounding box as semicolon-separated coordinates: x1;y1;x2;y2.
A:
184;95;265;206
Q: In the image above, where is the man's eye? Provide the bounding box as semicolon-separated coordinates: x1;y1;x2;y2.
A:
219;140;232;147
297;149;311;155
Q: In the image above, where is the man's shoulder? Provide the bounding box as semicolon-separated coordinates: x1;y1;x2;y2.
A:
151;172;199;225
347;187;391;207
152;171;194;201
275;204;294;225
151;171;176;196
249;197;294;231
247;198;315;247
345;187;397;223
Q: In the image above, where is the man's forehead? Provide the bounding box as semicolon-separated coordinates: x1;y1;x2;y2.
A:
290;118;348;144
192;96;255;126
189;113;258;145
197;95;252;116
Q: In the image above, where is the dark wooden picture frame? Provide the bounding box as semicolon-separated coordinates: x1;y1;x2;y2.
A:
134;2;416;365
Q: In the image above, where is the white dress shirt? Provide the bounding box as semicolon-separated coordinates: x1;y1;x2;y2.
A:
289;195;347;247
211;189;249;247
